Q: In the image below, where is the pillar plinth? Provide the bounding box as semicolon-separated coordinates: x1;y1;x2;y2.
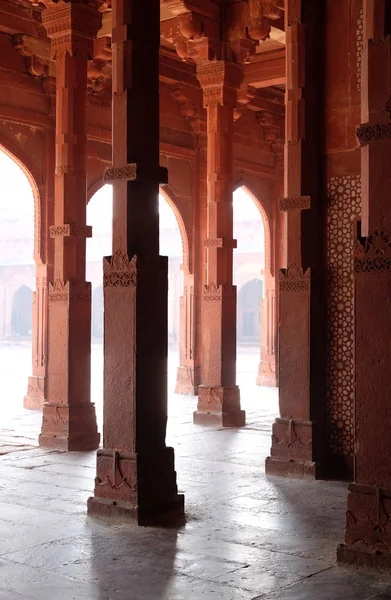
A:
88;447;184;525
194;385;244;427
24;376;46;410
256;363;277;387
88;0;184;524
175;366;200;395
338;484;391;570
265;418;319;478
39;402;99;451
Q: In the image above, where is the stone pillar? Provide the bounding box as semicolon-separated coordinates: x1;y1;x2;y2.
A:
87;0;184;525
256;274;277;387
24;127;54;411
24;267;47;410
38;0;101;450
265;0;326;478
174;131;205;396
175;272;200;395
195;61;245;427
338;0;391;569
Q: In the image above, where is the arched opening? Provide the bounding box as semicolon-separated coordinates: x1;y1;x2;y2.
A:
11;285;33;337
237;278;263;344
0;147;36;426
159;190;184;392
233;186;266;383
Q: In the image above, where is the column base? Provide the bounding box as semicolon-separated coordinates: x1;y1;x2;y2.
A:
24;376;46;410
39;402;100;451
337;483;391;571
88;447;184;525
256;360;277;387
337;543;391;571
87;494;185;526
193;385;246;427
265;456;320;478
175;365;200;395
265;418;318;478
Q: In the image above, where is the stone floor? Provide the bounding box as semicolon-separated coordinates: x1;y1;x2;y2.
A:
0;344;390;599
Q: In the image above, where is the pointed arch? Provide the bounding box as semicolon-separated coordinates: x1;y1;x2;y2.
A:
238;184;272;278
0;141;42;265
159;185;190;275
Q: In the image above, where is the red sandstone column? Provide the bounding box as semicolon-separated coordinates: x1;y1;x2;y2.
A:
338;0;391;569
38;1;101;450
24;267;47;410
256;274;277;387
257;156;282;388
195;61;245;427
175;133;205;396
175;271;200;395
265;0;325;477
87;0;184;524
24;128;54;411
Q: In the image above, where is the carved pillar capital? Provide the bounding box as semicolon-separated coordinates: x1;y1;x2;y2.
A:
42;1;102;60
197;60;243;108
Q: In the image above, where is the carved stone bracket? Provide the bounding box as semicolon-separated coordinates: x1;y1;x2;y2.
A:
279;264;311;293
355;229;391;273
197;61;243;108
356;123;391;146
280;196;311;211
50;224;92;238
103;250;137;288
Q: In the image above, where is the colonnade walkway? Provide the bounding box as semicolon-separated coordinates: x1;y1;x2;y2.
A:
0;345;390;598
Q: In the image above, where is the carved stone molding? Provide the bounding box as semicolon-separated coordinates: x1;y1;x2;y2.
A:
355;229;391;273
356;123;391;146
280;196;311;211
103;250;137;288
49;280;91;303
203;282;223;301
203;238;237;248
104;164;137;182
50;224;92;238
279;264;310;293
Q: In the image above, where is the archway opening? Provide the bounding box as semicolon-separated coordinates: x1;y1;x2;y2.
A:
0;147;36;424
11;285;33;337
233;186;266;388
